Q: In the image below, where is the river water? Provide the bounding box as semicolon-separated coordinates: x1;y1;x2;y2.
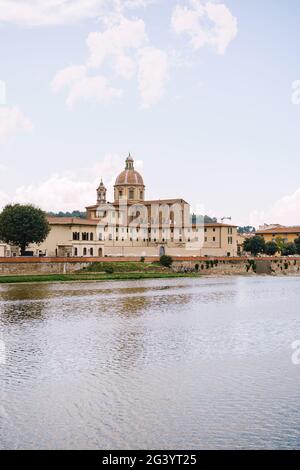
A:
0;276;300;449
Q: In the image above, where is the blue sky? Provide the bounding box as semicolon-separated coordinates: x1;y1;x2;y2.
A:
0;0;300;226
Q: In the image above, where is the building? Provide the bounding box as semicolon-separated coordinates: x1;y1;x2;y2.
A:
5;155;238;258
256;226;300;244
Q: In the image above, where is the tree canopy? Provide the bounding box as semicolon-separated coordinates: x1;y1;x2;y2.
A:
243;235;266;256
0;204;50;255
294;236;300;255
238;226;256;234
281;242;296;256
47;210;86;219
264;241;278;256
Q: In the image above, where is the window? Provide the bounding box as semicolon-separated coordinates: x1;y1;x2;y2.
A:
72;232;80;241
119;190;123;197
213;237;216;242
99;233;102;241
74;247;78;256
140;191;143;199
109;234;112;241
228;237;233;244
205;237;207;242
82;232;89;241
129;189;134;199
90;248;94;256
83;248;87;256
90;232;94;241
228;227;233;234
213;228;216;232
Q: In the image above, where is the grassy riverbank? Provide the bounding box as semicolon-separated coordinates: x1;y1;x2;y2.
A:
0;271;199;284
0;261;199;284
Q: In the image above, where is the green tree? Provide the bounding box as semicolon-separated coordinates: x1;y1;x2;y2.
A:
243;235;266;256
265;241;278;256
281;242;296;256
294;236;300;255
0;204;50;255
238;226;255;234
274;236;286;253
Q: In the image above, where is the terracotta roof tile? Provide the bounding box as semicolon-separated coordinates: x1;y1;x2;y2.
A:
257;226;300;234
115;169;144;186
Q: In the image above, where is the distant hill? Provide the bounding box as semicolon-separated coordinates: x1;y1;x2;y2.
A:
238;226;255;234
47;211;217;224
47;211;87;219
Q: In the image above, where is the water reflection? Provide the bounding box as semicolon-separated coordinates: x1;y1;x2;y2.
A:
1;276;300;449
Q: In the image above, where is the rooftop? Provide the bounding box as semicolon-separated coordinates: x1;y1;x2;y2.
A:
257;226;300;234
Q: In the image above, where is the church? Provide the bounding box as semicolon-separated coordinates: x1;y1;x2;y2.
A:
24;154;238;258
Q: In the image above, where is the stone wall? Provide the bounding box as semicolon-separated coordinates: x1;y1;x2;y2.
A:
0;256;300;277
171;258;300;276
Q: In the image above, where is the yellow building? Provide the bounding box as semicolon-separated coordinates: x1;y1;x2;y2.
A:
20;154;238;258
256;226;300;244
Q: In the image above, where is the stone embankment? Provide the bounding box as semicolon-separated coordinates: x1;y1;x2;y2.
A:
0;256;300;276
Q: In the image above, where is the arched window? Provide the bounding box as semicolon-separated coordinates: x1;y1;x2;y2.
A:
83;247;87;256
90;248;94;256
129;188;134;199
74;247;78;256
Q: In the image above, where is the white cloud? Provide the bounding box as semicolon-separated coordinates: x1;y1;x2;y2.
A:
86;17;147;68
0;154;127;211
114;55;136;79
0;0;106;26
0;190;10;208
0;0;157;26
138;47;169;107
0;106;33;143
171;0;237;54
52;65;87;92
53;14;169;107
249;188;300;227
66;75;122;106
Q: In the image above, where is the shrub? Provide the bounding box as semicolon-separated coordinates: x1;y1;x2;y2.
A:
140;256;145;263
265;241;278;256
159;255;173;268
294;236;300;255
104;266;114;274
281;242;296;256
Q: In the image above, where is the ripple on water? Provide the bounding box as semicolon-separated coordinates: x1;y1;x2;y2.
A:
1;276;300;449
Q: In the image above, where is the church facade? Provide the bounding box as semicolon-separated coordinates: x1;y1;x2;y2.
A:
28;154;238;258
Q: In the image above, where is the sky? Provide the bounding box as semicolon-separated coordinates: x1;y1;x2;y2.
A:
0;0;300;227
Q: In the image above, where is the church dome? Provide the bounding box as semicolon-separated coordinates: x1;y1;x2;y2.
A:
115;154;144;187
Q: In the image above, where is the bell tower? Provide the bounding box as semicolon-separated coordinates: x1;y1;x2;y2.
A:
97;178;107;204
